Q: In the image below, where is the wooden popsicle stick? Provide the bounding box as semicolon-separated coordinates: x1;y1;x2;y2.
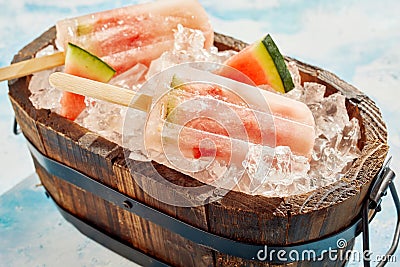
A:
49;72;153;113
0;51;65;82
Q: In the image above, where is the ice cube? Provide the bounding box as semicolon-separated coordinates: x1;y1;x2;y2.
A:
122;108;149;160
35;45;57;57
75;99;126;146
28;67;64;112
285;62;304;101
308;116;361;187
314;93;349;139
242;144;274;192
287;61;301;88
174;24;206;52
242;144;311;197
109;63;148;90
337;117;361;156
304;82;326;104
146;24;237;79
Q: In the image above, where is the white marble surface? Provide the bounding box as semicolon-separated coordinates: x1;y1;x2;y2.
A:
0;0;400;266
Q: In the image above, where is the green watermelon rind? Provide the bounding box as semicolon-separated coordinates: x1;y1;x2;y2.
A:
262;35;295;93
165;75;184;121
66;42;116;82
77;24;93;36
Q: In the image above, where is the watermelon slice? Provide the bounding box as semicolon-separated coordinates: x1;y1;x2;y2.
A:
220;34;295;93
56;0;213;74
60;43;116;120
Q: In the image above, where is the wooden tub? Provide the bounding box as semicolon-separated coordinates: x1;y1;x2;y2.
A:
8;26;389;266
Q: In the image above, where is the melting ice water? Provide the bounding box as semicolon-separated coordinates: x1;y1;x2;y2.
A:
28;26;361;197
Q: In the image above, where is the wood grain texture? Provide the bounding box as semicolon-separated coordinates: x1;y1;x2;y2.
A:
8;26;389;267
49;72;153;112
0;51;64;82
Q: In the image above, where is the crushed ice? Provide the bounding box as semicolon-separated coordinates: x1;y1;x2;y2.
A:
29;45;63;112
146;24;236;79
28;26;361;197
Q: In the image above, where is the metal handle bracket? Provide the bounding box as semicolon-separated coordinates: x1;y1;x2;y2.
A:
362;157;399;267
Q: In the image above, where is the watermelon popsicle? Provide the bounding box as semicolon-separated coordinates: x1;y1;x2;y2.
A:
140;65;315;191
56;0;213;74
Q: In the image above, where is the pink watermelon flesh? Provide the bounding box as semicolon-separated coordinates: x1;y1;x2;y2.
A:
219;35;294;94
60;93;86;121
59;63;90;121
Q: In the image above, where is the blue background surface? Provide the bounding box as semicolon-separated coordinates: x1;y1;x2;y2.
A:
0;0;399;266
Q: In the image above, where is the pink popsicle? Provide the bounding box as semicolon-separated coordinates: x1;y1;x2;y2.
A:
56;0;213;74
